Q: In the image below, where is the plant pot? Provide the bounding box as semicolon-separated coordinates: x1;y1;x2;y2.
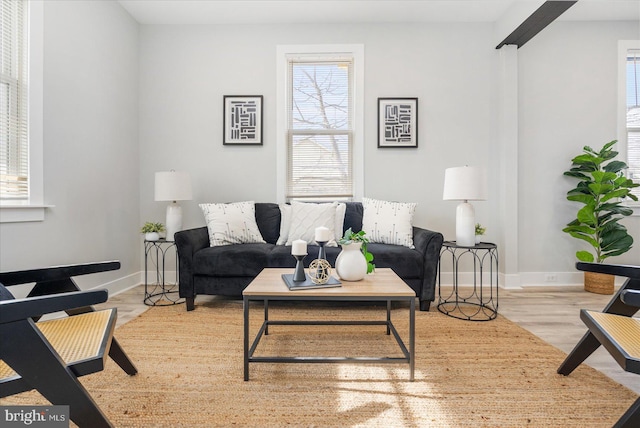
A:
584;271;614;295
145;232;160;241
475;235;482;244
335;242;367;281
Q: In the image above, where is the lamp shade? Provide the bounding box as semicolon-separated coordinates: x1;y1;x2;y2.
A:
442;166;488;201
155;171;193;202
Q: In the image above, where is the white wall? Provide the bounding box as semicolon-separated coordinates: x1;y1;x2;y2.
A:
139;19;639;285
518;20;640;282
138;22;497;241
0;1;140;290
2;7;637;289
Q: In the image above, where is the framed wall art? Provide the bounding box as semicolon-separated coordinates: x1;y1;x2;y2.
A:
223;95;263;145
377;98;418;148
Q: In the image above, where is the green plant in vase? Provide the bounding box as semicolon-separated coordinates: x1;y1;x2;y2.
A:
141;222;165;241
563;140;638;263
338;228;375;274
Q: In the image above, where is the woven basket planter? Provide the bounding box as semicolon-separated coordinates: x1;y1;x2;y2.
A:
584;271;614;295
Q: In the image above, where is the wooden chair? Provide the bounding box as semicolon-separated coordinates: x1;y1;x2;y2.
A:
558;262;640;428
0;261;138;427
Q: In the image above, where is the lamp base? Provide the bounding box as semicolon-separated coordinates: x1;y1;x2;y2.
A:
456;201;476;247
166;202;182;241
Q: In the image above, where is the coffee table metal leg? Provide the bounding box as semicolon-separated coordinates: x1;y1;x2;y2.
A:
264;299;269;335
244;296;249;381
386;300;391;335
410;297;415;381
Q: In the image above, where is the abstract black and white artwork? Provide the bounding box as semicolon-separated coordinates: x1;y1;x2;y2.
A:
223;95;263;145
377;98;418;148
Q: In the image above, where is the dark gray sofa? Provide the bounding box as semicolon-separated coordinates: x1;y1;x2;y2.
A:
175;202;443;311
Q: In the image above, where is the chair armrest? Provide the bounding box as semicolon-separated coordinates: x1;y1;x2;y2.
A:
0;261;120;286
175;227;209;299
0;290;108;324
576;262;640;279
412;226;444;304
621;290;640;308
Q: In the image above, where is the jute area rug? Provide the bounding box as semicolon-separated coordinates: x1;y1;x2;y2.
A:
1;298;637;427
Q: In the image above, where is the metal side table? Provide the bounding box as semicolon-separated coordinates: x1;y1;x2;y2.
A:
437;241;499;321
144;239;183;306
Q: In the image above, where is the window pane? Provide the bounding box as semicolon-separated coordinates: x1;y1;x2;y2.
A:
288;133;352;198
292;62;350;131
627;51;640;201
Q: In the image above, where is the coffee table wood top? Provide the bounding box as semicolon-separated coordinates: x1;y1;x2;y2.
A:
243;268;415;297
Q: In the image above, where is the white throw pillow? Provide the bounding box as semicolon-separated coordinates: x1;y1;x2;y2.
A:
277;202;346;246
334;202;346;239
285;201;339;246
276;203;292;245
361;197;416;248
199;201;266;247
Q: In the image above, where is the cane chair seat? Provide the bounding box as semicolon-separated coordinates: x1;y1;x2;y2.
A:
581;310;640;374
0;309;116;395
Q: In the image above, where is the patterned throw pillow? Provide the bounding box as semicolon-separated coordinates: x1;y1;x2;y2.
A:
200;201;266;247
285;201;339;246
277;202;346;246
362;197;416;248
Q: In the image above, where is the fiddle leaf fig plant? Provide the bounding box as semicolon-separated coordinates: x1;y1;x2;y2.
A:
339;228;375;274
563;140;639;263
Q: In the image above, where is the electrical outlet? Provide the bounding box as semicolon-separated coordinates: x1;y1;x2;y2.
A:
544;274;558;283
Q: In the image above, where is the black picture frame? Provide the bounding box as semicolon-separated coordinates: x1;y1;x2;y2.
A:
377;98;418;148
223;95;263;145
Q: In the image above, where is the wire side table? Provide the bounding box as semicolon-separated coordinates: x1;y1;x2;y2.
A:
144;239;183;306
437;241;499;321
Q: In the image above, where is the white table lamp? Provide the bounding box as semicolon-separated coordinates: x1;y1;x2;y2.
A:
155;170;193;241
443;166;487;247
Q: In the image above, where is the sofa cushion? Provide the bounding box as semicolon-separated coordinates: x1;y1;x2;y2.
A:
255;203;281;245
362;197;416;249
200;201;266;247
194;244;275;277
343;202;363;233
367;243;423;279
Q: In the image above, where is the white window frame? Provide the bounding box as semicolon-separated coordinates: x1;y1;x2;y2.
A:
0;0;47;223
618;40;640;215
276;44;364;204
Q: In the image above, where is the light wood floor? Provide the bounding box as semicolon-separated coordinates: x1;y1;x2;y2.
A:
99;284;640;394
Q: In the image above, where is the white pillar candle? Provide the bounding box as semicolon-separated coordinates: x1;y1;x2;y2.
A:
292;239;307;256
315;226;330;242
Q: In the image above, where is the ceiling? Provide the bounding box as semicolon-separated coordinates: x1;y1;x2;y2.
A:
118;0;639;25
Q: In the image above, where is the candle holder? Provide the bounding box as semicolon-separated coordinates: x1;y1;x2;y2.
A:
292;254;307;282
316;240;328;261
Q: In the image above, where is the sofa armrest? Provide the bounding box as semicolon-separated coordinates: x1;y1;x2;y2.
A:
413;226;444;309
174;227;209;303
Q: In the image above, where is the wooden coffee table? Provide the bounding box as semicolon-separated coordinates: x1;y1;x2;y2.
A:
243;268;415;381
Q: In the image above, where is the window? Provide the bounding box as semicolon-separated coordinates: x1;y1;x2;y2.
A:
626;48;640;202
277;45;364;203
0;0;44;223
0;0;28;201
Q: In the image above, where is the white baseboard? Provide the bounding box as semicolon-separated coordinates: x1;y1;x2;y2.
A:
90;271;143;296
439;271;627;289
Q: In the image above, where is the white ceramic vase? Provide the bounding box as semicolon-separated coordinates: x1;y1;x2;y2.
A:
335;242;368;281
145;232;160;241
